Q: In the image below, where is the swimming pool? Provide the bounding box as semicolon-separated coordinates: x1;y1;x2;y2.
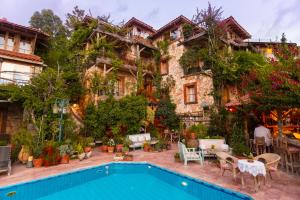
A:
0;162;252;200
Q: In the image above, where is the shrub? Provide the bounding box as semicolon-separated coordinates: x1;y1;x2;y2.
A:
188;123;208;138
231;121;250;156
83;95;147;137
155;98;180;130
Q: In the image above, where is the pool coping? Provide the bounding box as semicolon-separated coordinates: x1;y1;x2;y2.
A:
0;161;252;200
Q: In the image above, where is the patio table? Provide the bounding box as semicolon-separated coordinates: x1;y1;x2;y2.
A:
238;159;266;192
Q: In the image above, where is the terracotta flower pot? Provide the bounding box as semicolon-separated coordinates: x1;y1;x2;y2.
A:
143;145;150;152
101;145;108;152
116;144;123;152
61;155;70;164
107;146;115;153
84;147;92;153
33;158;43;167
18;145;30;164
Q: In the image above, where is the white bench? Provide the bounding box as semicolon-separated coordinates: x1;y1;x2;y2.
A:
199;138;229;157
128;133;151;150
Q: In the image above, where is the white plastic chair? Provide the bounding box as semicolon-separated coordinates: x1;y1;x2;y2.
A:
178;142;203;166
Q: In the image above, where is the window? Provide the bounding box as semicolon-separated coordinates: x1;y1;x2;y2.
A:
115;77;125;96
6;37;14;51
184;83;197;104
170;28;180;40
19;40;32;54
0;35;4;49
160;60;169;75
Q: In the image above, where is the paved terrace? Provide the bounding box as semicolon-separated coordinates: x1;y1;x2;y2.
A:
0;145;299;200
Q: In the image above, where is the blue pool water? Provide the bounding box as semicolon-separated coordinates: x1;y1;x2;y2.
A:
0;162;252;200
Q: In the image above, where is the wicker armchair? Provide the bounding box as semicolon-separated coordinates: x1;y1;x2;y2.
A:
216;152;239;180
254;153;281;179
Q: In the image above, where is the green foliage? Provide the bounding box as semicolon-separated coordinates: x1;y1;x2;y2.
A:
153;74;175;98
179;47;204;73
182;23;193;38
230;117;250;156
83;95;147;138
155;98;180;130
29;9;66;37
241;42;300;111
188;123;208;138
32;144;43;158
153;40;170;64
207;108;228;137
12;128;34;149
58;144;74;156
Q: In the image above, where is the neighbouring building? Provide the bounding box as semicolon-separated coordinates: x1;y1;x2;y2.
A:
0;18;48;135
80;17;156;110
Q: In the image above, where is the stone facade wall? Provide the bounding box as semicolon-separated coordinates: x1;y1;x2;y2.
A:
0;103;23;135
82;65;137;108
164;40;214;115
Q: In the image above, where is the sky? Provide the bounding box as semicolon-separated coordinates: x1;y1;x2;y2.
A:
1;0;300;44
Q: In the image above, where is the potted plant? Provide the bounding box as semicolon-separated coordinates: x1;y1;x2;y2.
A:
143;141;150;152
59;144;73;164
107;138;115;153
115;136;124;152
12;128;34;164
76;144;85;161
155;140;163;152
174;152;181;162
122;146;129;154
32;145;43;168
43;141;60;167
83;137;94;153
100;136;108;152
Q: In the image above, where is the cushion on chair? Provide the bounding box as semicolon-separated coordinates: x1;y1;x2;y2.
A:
268;166;277;172
221;163;232;170
128;135;138;143
186;152;200;159
137;136;145;142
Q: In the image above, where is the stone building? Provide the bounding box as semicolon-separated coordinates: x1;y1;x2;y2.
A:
150;16;251;125
80;17;156;110
0;18;48;135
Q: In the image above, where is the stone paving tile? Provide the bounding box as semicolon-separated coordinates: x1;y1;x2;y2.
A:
0;145;299;200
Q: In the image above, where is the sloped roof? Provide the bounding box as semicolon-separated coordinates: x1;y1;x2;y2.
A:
0;49;42;63
221;16;251;39
0;18;49;38
124;17;156;33
151;15;199;39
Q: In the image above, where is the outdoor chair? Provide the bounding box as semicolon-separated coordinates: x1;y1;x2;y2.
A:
216;152;239;180
255;137;266;155
281;137;300;174
0;146;11;176
178;142;203;166
254;153;281;180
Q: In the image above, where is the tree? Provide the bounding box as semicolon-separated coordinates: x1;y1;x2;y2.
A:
241;35;300;135
65;6;86;32
155;98;180;130
192;3;228;108
29;9;66;37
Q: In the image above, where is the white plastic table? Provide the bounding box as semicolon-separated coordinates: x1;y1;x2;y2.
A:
238;159;266;192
